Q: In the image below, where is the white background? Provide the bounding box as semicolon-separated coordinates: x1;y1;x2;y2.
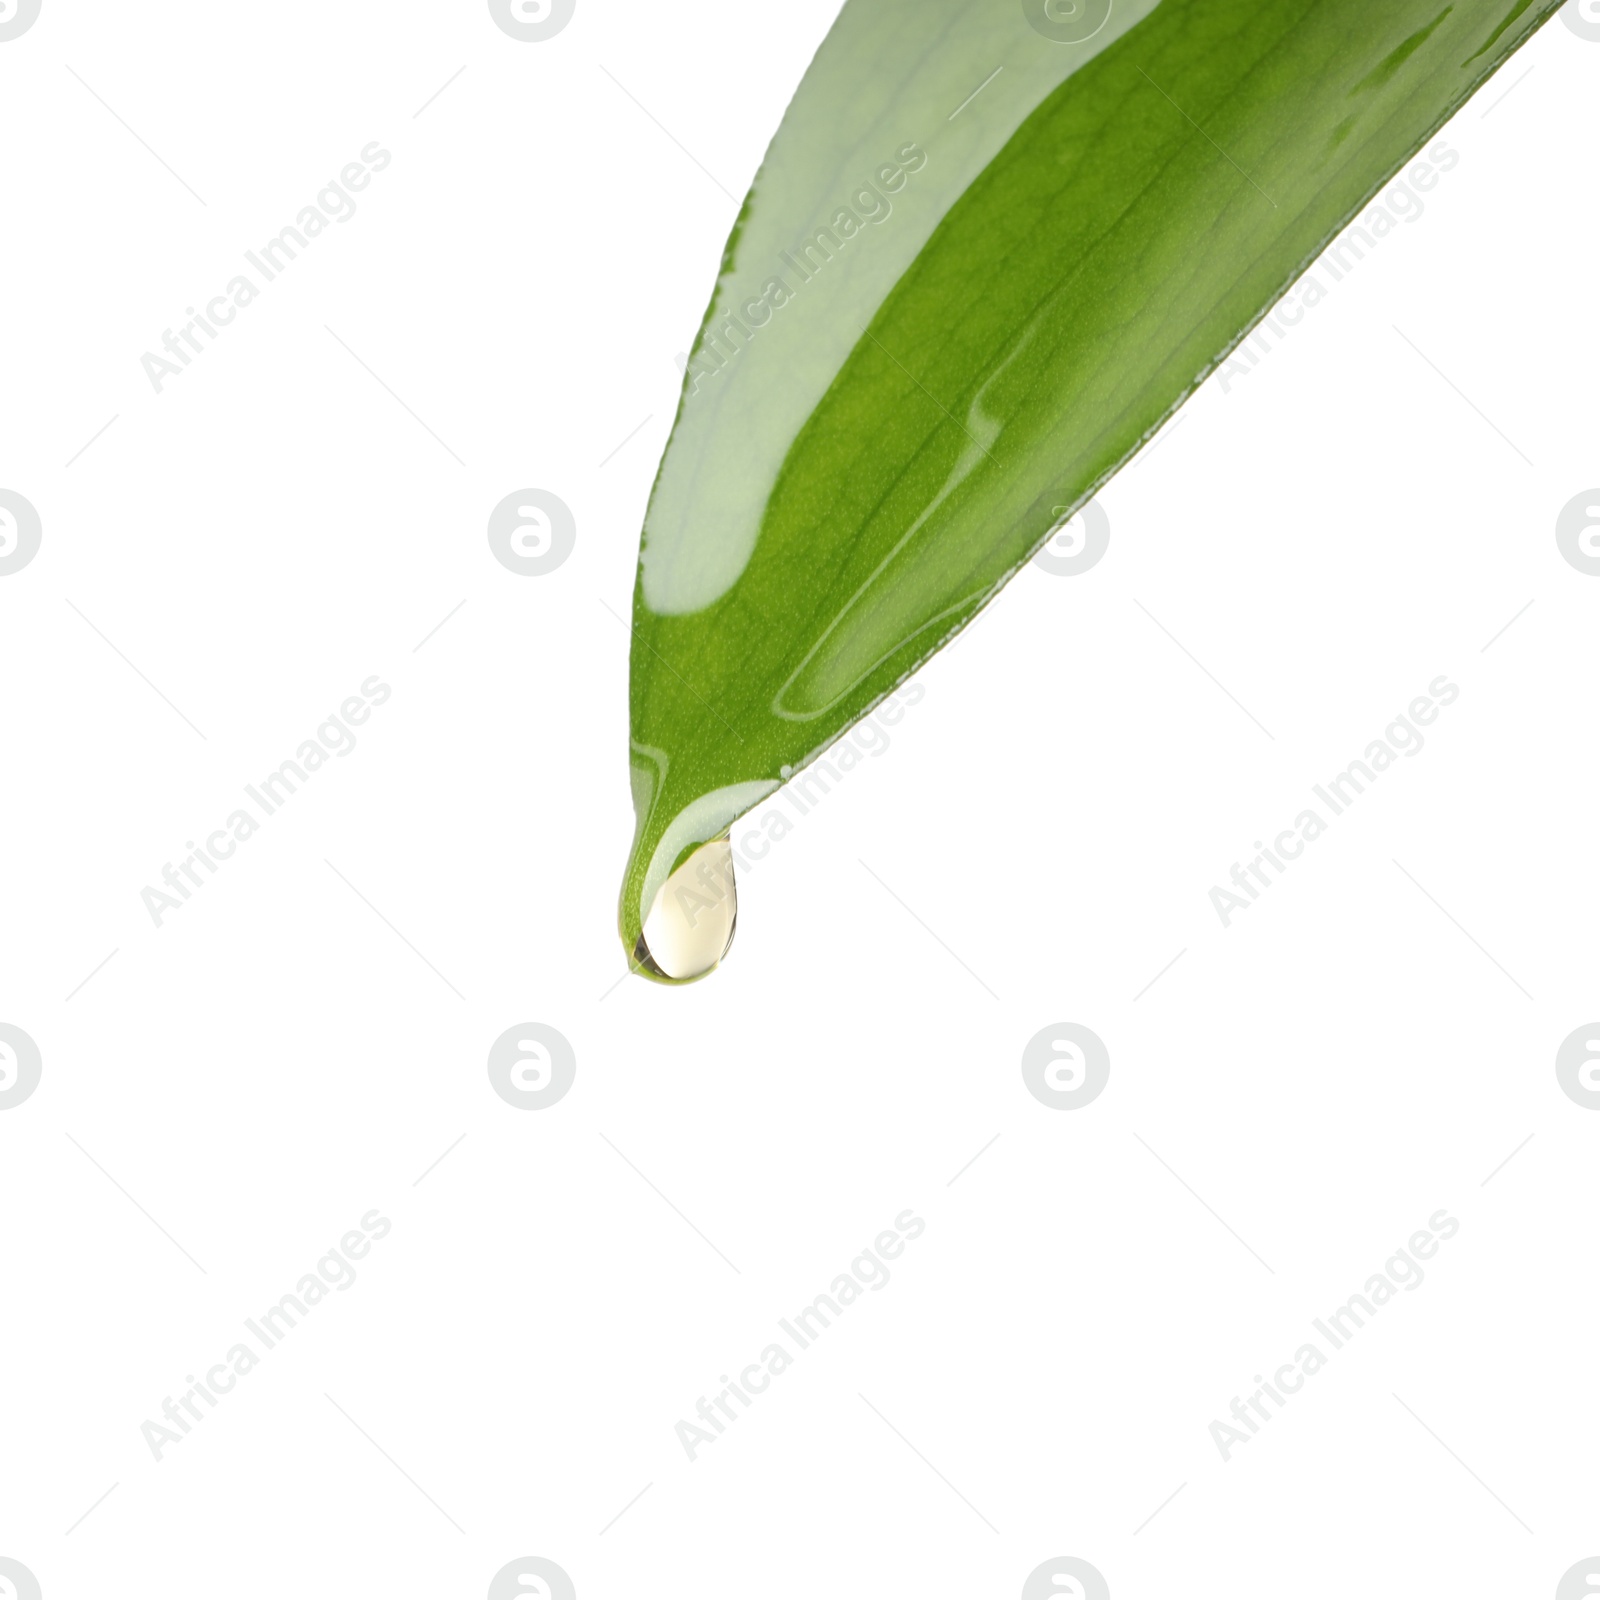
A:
1;2;1597;1597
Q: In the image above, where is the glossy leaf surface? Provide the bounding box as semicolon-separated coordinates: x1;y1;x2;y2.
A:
620;0;1562;975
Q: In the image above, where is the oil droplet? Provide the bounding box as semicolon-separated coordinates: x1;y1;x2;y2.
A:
632;838;737;984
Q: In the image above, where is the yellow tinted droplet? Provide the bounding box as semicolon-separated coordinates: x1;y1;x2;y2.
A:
632;838;738;984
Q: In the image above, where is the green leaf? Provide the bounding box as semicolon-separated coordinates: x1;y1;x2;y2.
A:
620;0;1563;981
